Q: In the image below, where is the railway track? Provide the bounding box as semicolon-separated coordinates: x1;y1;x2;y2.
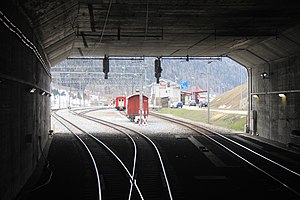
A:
149;112;300;198
52;108;300;198
51;112;102;199
52;111;142;200
52;108;180;199
71;109;177;200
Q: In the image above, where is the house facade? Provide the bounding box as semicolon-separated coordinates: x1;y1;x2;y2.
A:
150;79;181;106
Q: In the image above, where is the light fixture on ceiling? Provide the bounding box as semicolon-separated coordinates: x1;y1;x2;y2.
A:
278;93;286;98
260;72;270;79
30;88;36;93
253;94;259;99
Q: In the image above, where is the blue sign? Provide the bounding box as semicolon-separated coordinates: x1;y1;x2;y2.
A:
180;81;188;90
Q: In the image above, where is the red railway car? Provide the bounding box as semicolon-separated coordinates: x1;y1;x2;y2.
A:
126;94;149;122
115;95;126;110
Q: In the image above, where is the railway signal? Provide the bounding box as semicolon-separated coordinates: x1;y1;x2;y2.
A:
103;55;109;79
154;58;162;83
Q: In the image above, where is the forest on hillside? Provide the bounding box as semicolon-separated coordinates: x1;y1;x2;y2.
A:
156;57;247;94
51;57;248;96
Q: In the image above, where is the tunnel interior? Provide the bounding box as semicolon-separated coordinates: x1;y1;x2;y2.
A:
1;1;300;200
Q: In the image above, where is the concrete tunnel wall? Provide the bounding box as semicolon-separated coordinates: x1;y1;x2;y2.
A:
0;3;51;200
230;24;300;148
251;55;300;147
1;1;300;199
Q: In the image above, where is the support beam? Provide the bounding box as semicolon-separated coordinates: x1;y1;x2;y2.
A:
78;47;84;56
81;32;88;48
88;3;96;32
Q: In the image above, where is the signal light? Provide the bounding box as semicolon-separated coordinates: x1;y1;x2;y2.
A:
155;58;162;73
103;55;109;79
155;75;160;84
154;58;162;83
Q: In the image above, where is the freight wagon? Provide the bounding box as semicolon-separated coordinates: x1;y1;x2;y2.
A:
115;95;126;110
126;94;149;123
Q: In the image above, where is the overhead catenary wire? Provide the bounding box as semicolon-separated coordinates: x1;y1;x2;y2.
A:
87;0;113;57
99;0;113;45
145;0;149;40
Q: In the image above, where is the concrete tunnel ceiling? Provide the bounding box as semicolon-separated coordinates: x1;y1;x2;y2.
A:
15;0;300;67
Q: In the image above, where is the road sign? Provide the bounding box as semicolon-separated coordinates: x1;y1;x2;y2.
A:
180;80;188;90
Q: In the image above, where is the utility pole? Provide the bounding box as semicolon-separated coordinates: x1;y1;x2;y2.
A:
239;67;243;109
67;73;71;108
207;62;211;124
139;74;143;125
139;65;146;125
58;83;61;109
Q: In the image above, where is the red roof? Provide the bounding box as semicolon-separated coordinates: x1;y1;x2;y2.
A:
181;86;207;95
188;87;207;93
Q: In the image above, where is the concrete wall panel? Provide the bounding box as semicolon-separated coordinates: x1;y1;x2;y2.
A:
0;3;51;200
252;55;300;147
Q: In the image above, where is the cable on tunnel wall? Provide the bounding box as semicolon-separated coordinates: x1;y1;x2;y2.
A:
0;10;51;77
251;90;300;95
0;73;50;95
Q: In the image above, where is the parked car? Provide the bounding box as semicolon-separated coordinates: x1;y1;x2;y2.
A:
170;101;183;108
188;100;196;106
199;101;208;108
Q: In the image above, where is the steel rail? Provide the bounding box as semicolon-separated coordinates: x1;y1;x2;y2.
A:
56;110;144;200
51;112;102;200
78;109;174;200
70;110;142;200
150;112;300;197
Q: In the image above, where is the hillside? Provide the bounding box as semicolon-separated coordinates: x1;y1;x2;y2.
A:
52;57;248;97
158;82;249;131
210;82;248;110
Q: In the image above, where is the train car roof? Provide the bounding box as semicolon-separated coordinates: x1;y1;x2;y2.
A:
127;93;149;99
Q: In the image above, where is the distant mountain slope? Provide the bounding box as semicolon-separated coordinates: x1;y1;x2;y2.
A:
158;57;248;94
210;82;248;110
52;57;248;96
